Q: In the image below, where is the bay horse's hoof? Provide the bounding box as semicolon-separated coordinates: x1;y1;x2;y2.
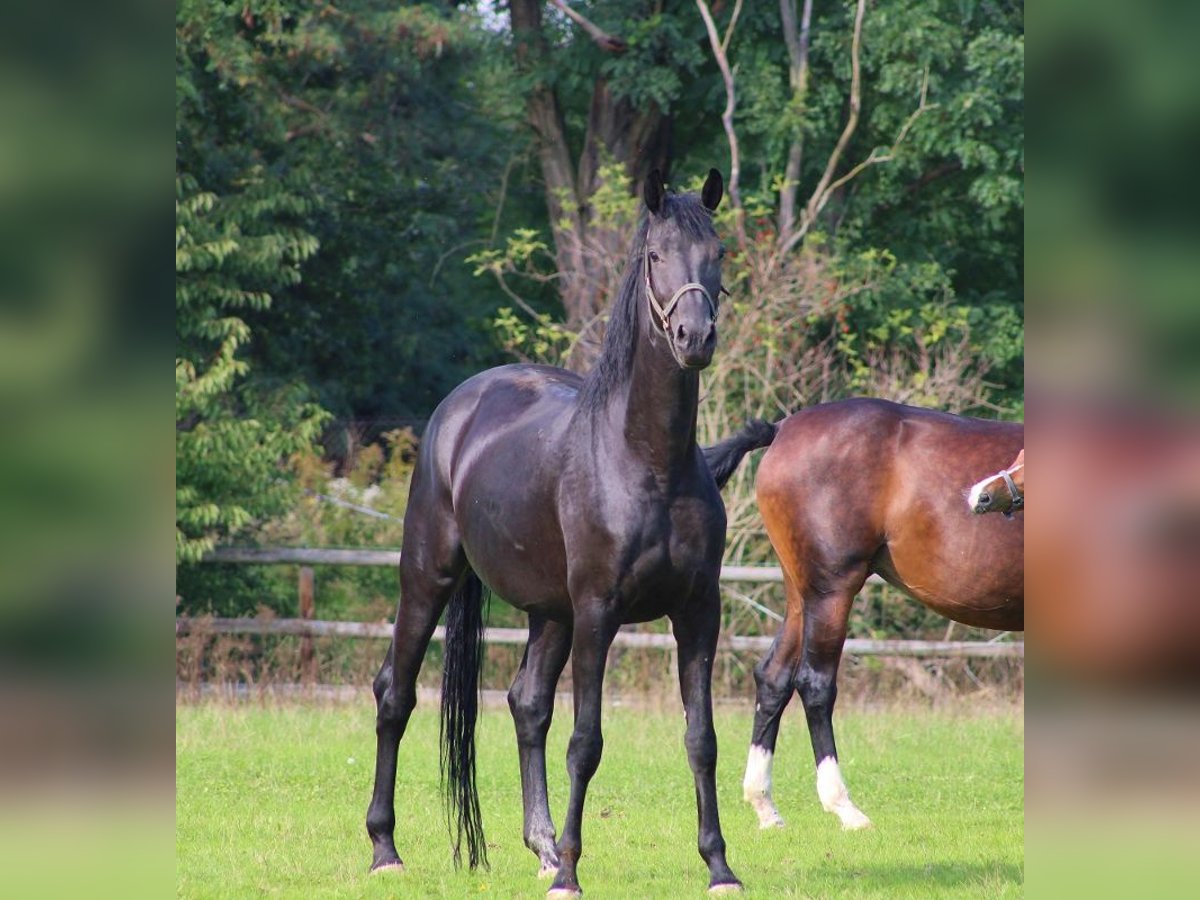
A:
709;881;744;895
840;812;873;831
748;800;785;829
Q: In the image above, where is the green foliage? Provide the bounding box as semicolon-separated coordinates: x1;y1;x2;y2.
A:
177;431;416;619
176;174;329;564
176;0;529;424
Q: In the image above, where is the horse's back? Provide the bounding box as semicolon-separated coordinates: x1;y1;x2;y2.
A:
757;398;1024;630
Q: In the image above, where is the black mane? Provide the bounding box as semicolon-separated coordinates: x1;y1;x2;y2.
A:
577;191;716;415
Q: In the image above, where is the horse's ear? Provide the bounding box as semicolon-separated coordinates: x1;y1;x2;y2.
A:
643;169;665;216
701;168;724;211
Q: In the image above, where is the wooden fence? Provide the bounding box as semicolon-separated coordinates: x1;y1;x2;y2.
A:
184;547;1022;660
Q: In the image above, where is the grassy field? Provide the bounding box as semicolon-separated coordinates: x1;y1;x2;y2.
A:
176;696;1022;898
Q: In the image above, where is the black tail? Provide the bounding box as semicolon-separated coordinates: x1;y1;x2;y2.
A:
439;570;488;870
702;418;780;490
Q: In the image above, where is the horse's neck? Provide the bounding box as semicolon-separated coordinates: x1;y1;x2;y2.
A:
610;329;700;473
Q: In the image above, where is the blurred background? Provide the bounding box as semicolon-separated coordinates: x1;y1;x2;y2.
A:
0;1;169;897
1028;0;1200;896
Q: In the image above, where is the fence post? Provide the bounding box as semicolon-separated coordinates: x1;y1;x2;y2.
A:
299;566;315;683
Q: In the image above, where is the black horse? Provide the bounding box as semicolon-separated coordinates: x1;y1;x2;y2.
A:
366;170;743;896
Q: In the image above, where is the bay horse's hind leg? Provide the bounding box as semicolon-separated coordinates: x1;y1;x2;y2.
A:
507;614;572;877
366;506;467;871
795;562;872;830
742;601;803;829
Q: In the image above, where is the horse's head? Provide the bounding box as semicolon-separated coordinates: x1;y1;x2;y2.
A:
641;168;725;370
968;449;1025;516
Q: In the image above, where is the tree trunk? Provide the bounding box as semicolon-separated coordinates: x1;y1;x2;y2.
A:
509;0;671;366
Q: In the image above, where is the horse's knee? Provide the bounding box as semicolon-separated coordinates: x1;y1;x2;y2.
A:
566;729;603;782
795;662;837;712
508;686;553;745
376;683;415;729
753;656;795;713
372;660;391;703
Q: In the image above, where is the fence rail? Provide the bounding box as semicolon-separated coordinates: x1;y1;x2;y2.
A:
203;545;855;585
191;546;1021;660
175;616;1023;658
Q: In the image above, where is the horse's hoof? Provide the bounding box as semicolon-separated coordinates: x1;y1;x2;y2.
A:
841;815;873;831
369;860;405;874
836;807;873;831
748;798;785;829
709;881;744;895
756;811;785;829
547;889;582;899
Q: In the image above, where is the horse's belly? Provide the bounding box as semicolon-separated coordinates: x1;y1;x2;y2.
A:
880;537;1024;631
455;481;570;612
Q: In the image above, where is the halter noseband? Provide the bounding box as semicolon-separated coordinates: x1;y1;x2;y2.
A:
643;250;718;335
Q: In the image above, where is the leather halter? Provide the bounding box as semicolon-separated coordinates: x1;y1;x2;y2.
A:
998;463;1024;518
643;250;717;335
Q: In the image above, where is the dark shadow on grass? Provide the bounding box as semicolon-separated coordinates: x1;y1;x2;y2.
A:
805;860;1023;892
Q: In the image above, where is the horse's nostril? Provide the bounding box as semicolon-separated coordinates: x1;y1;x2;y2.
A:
977;492;990;507
676;322;688;341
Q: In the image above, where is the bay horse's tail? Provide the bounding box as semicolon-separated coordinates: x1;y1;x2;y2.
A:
703;418;779;490
439;569;488;870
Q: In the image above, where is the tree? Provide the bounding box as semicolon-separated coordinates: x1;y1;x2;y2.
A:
175;173;328;563
177;1;532;429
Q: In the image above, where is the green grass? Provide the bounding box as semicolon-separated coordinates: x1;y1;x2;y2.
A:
176;698;1022;898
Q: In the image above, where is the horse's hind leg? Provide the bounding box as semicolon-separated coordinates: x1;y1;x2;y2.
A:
507;614;572;877
366;506;467;871
742;590;803;829
795;563;872;830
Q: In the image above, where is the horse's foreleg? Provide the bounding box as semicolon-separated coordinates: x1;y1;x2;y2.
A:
508;615;572;878
366;532;464;871
547;610;618;899
795;567;872;831
673;598;742;894
743;611;803;829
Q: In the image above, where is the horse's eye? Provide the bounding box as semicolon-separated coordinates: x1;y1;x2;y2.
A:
718;246;726;260
649;251;661;263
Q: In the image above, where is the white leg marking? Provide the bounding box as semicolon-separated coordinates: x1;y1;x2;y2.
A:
816;756;872;830
742;744;785;828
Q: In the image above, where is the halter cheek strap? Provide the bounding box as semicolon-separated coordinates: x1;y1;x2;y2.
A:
644;252;717;333
1001;469;1024;511
997;463;1024;518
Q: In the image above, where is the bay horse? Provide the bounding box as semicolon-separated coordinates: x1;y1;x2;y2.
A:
738;398;1023;831
968;448;1024;516
366;170;744;896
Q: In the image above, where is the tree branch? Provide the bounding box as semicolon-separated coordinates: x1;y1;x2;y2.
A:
816;69;932;200
551;0;627;53
777;0;813;239
775;5;934;265
696;0;747;257
779;0;866;261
